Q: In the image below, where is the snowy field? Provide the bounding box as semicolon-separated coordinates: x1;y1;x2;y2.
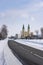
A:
0;38;23;65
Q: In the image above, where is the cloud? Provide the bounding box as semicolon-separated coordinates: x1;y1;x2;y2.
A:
31;17;35;21
24;1;43;12
35;1;43;8
0;9;29;19
0;1;43;18
0;1;43;23
20;13;29;19
0;13;5;18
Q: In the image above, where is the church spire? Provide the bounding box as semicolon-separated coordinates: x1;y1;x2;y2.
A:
28;24;30;36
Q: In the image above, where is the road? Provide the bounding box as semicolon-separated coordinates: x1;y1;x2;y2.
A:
8;39;43;65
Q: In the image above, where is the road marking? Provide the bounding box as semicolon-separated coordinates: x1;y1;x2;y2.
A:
33;54;43;59
17;44;43;60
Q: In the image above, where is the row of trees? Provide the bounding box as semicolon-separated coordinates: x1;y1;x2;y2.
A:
0;25;8;40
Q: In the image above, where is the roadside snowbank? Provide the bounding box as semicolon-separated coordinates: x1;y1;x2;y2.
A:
0;39;7;65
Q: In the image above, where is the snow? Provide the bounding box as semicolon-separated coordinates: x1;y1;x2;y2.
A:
0;38;23;65
15;39;43;51
0;38;43;65
0;39;7;65
4;41;23;65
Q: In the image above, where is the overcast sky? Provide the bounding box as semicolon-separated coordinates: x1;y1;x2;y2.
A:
0;0;43;36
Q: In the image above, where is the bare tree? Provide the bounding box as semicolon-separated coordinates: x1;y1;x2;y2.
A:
1;25;8;39
0;33;2;40
41;28;43;38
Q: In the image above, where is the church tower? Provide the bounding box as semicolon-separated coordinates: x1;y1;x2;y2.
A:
27;24;30;36
22;24;25;38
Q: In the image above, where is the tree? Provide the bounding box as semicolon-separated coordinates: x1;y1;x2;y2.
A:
41;28;43;38
1;25;8;39
0;33;2;40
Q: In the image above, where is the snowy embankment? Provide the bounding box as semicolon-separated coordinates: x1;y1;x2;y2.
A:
0;38;23;65
0;39;7;65
4;40;23;65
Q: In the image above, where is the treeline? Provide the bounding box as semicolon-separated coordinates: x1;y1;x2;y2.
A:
0;25;8;40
